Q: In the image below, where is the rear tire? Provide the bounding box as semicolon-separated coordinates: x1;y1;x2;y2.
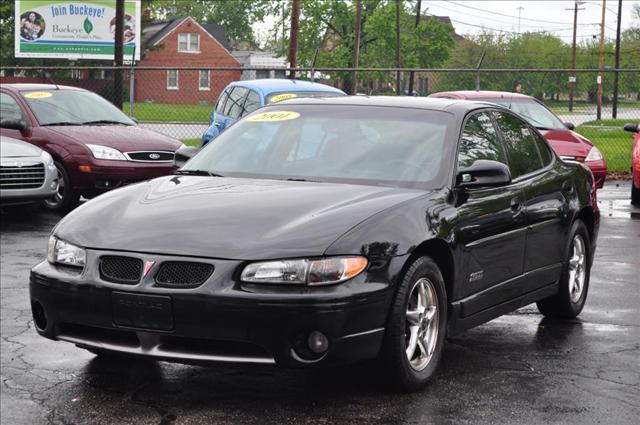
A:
42;161;79;212
537;220;591;319
380;256;447;392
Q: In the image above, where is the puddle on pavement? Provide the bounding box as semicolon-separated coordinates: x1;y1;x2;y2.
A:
597;199;640;220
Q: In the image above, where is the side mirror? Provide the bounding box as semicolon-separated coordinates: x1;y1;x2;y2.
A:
623;123;639;134
457;160;512;188
173;145;198;169
0;118;28;132
564;122;575;130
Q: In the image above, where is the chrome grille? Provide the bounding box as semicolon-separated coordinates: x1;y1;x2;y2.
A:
155;262;214;288
125;151;174;162
99;256;143;284
0;163;45;189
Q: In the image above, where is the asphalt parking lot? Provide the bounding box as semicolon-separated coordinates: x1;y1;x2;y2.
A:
1;180;639;425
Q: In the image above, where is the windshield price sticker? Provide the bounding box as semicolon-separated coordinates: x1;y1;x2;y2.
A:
24;91;53;99
247;111;300;122
270;93;298;103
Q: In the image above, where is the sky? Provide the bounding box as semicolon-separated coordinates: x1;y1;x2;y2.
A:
254;0;639;45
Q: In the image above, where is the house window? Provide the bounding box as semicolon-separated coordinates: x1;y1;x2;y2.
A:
167;70;179;90
199;70;210;90
70;69;82;79
178;33;200;53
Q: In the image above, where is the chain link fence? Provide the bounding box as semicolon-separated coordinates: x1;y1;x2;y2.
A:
1;66;638;173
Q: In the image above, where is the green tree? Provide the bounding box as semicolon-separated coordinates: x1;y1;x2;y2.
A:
275;0;454;92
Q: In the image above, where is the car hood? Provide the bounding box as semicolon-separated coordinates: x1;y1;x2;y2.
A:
0;137;42;158
46;125;182;152
55;176;425;260
539;129;593;158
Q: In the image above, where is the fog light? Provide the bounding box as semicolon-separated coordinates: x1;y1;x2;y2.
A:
50;180;58;190
32;301;47;331
307;330;329;354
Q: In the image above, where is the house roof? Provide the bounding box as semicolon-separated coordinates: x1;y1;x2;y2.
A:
424;15;465;42
142;17;232;51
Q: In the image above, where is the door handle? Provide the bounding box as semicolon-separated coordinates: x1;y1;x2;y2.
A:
510;198;522;211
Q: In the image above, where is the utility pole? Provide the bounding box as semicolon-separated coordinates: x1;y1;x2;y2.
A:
612;0;622;118
567;1;585;112
516;6;524;35
597;0;606;121
288;0;300;80
395;0;401;95
113;0;124;109
351;0;362;95
408;0;422;96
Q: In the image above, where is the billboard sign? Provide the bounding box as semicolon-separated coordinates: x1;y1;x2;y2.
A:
15;0;141;61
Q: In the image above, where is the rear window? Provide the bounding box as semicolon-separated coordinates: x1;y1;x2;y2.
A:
266;91;344;104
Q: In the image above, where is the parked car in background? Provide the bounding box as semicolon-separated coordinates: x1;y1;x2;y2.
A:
31;97;598;391
1;135;58;206
0;84;184;211
201;79;346;146
429;91;607;189
623;122;640;205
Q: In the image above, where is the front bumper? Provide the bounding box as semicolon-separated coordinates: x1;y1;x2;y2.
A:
29;252;401;367
70;160;175;196
585;159;607;189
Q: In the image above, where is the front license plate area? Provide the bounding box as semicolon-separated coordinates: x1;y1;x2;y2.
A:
112;292;173;331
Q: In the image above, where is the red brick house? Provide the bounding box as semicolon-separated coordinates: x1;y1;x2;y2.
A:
136;16;240;104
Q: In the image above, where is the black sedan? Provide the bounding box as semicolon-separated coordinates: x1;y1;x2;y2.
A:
30;97;599;391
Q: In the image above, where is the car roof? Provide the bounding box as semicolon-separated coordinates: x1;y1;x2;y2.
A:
0;83;88;93
228;79;345;96
270;95;502;115
429;90;535;101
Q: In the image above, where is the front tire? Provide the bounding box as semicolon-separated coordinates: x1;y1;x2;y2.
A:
632;179;640;206
537;220;591;318
42;161;79;212
380;256;447;391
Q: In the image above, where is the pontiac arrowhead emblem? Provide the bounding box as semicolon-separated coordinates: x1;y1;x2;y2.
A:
142;261;155;278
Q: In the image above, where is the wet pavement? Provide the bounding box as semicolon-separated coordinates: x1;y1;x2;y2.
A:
1;180;639;425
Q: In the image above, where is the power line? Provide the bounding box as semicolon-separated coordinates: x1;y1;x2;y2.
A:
427;1;600;29
443;0;587;25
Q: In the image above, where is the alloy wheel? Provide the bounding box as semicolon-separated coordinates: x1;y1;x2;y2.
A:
405;277;439;371
568;234;586;303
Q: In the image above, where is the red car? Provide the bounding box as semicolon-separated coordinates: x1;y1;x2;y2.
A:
429;91;607;189
623;122;640;205
0;84;183;211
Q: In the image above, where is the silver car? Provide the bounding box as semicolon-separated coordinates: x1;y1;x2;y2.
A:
1;136;58;205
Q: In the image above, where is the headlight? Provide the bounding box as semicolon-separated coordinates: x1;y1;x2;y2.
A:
86;144;127;161
241;257;368;286
585;146;603;162
47;236;86;268
40;150;56;170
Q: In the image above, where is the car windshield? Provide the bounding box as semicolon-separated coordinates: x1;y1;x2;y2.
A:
184;105;454;189
21;90;135;126
266;91;344;104
483;98;565;130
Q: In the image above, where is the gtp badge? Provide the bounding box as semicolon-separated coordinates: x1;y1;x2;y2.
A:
142;261;156;278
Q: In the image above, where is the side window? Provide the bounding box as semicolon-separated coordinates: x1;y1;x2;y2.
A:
530;126;553;166
215;89;229;114
458;112;507;169
494;111;544;178
225;87;248;119
242;90;261;116
0;93;24;121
